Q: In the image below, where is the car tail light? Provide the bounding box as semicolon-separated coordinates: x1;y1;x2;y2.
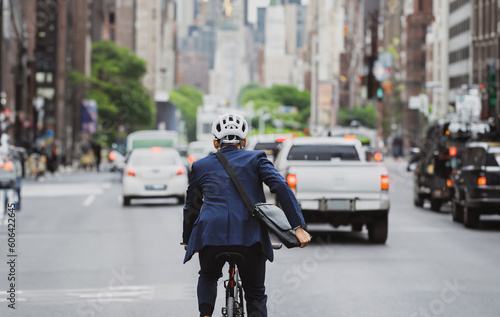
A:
176;167;185;175
109;152;116;162
478;176;487;186
3;161;13;171
187;155;196;164
381;175;389;190
446;179;453;187
448;146;457;156
127;168;136;176
287;174;297;189
374;152;383;162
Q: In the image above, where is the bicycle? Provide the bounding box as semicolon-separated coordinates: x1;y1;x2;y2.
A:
218;243;282;317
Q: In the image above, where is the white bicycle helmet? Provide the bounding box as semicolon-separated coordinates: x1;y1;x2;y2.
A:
212;113;248;144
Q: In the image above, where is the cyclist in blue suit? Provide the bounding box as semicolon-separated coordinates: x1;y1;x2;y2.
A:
183;113;310;317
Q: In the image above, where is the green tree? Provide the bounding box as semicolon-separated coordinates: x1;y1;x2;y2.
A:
71;40;155;144
239;83;310;131
337;105;377;129
169;85;204;142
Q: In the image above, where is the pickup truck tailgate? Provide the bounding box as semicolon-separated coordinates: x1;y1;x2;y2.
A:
287;162;389;211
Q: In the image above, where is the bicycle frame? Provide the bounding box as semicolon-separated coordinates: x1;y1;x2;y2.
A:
222;257;245;317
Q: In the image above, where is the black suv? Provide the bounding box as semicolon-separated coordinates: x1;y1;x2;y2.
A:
451;142;500;228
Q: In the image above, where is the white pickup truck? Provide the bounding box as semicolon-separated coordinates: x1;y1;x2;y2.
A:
273;137;390;243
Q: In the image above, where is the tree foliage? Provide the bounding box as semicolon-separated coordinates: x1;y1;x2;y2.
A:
71;40;155;144
169;85;204;142
239;83;310;131
337;105;377;129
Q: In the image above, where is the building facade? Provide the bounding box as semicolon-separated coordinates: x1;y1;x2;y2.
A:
472;0;499;121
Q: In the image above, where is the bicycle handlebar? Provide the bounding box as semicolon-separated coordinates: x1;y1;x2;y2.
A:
181;242;283;250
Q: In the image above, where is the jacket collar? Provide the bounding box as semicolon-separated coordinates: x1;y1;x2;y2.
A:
220;145;241;153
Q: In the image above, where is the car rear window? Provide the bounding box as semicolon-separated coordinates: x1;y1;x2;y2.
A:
254;142;282;157
462;148;486;167
287;145;360;161
130;152;177;166
486;149;500;167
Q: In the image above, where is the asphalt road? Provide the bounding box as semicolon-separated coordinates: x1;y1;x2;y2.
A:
0;160;499;317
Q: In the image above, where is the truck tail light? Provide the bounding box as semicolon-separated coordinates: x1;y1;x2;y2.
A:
287;174;297;189
478;176;487;186
448;146;457;156
3;161;13;171
374;152;383;162
381;175;389;190
127;168;136;176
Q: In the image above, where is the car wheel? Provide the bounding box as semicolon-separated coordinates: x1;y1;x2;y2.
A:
451;198;464;223
368;215;388;243
177;195;185;205
351;223;363;232
430;199;442;212
413;192;424;207
464;206;479;228
123;196;131;206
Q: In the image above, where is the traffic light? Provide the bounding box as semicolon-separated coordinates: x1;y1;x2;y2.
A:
377;88;383;100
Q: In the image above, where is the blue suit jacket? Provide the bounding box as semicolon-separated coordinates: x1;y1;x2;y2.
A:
183;146;305;263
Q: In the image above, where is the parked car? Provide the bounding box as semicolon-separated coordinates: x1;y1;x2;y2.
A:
273;136;390;243
451;141;500;228
122;147;188;206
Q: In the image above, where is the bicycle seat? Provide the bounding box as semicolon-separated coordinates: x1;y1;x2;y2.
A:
215;252;245;264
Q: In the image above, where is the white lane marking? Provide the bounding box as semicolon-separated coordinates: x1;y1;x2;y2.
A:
0;284;196;303
83;195;96;207
22;183;113;197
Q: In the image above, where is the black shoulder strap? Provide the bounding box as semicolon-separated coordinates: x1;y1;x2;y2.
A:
215;151;255;215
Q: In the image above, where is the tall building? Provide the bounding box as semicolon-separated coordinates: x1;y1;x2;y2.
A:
402;0;433;143
264;5;291;87
448;0;473;103
472;0;499;121
112;0;176;94
339;0;364;108
429;0;450;122
1;0;35;145
209;0;251;107
306;0;345;134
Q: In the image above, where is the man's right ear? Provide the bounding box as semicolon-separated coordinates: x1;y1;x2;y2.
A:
213;139;219;150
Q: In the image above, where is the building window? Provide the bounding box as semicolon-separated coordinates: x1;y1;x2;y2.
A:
449;47;470;63
450;0;469;13
449;74;469;89
449;18;470;38
109;12;115;24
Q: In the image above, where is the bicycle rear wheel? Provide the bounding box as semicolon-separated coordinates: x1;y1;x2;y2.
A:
226;296;235;317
